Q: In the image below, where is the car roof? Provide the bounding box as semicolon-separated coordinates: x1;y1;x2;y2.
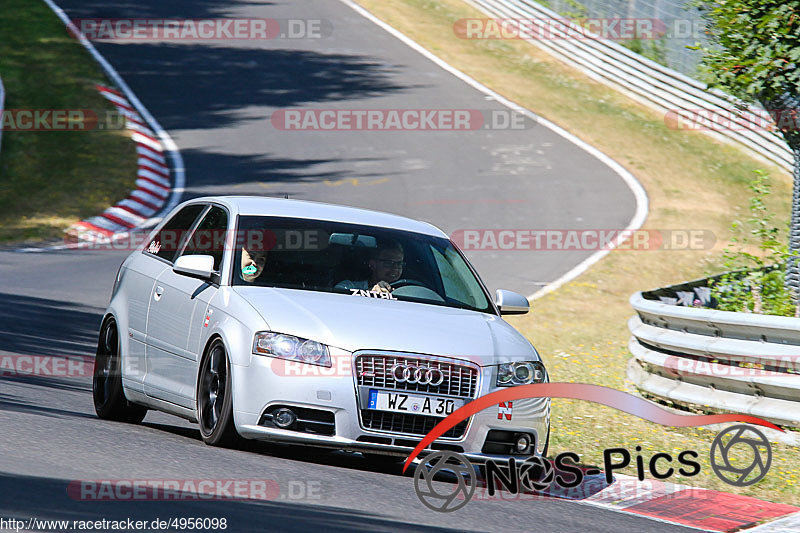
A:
187;196;449;238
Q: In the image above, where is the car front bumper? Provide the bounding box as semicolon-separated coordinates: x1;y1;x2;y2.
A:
231;349;550;461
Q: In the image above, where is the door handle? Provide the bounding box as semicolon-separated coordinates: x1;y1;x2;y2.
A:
154;285;164;301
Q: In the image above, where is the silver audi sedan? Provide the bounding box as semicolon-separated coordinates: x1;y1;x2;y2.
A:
94;196;550;462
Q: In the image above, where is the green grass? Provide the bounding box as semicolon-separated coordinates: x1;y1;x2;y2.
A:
0;0;137;244
356;0;800;506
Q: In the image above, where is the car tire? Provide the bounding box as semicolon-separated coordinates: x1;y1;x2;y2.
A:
197;339;240;447
93;318;147;423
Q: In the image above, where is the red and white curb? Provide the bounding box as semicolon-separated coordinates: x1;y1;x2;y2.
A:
16;0;186;253
470;471;798;531
65;85;171;242
555;474;798;532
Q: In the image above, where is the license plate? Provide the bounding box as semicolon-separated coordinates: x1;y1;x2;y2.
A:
368;390;464;416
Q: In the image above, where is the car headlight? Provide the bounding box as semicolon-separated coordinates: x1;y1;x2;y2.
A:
252;332;332;367
496;361;547;386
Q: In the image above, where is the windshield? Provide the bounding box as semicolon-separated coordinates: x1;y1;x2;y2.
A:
231;216;494;314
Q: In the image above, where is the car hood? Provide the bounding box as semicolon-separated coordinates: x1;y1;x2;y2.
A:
232;287;537;366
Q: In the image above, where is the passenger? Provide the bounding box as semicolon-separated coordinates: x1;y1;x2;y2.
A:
240;247;268;282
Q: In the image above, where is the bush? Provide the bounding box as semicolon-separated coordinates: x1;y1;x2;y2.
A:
709;171;798;315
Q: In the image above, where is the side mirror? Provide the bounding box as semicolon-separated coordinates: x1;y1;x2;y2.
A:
173;255;216;281
495;289;530;315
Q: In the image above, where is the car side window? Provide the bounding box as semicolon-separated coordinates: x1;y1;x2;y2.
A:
145;204;206;263
179;206;229;272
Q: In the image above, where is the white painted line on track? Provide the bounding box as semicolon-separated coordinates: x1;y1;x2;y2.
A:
743;512;800;532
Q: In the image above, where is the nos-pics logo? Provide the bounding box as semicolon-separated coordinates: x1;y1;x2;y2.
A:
413;424;773;512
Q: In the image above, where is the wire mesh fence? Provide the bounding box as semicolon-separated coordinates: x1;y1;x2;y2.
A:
541;0;709;77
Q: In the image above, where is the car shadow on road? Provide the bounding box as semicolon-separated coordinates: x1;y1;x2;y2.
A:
0;472;464;533
139;417;613;505
139;419;408;476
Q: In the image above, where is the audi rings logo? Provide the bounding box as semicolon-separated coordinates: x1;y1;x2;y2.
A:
391;363;446;386
413;451;476;512
710;424;772;487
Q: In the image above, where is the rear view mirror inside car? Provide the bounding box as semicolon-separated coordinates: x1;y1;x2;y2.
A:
328;233;377;247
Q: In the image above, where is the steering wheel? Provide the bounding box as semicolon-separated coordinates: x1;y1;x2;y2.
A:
390;278;427;290
391;279;445;303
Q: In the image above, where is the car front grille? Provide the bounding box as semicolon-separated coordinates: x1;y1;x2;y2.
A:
355;354;479;397
355;353;479;439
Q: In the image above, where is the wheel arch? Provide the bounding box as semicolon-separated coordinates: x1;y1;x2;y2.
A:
97;312;118;354
196;334;228;402
200;333;225;361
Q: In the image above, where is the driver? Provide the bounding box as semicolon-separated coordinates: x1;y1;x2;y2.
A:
336;241;404;293
240;247;268;282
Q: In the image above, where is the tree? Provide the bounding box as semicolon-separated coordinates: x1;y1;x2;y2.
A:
695;0;800;295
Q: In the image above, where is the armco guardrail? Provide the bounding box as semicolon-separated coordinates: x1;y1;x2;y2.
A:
628;288;800;428
465;0;794;172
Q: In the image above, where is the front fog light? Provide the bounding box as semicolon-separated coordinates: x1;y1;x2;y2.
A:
514;434;531;454
273;408;297;429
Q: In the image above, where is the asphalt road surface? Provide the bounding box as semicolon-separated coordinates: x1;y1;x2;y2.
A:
0;0;673;531
0;246;691;533
59;0;637;295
